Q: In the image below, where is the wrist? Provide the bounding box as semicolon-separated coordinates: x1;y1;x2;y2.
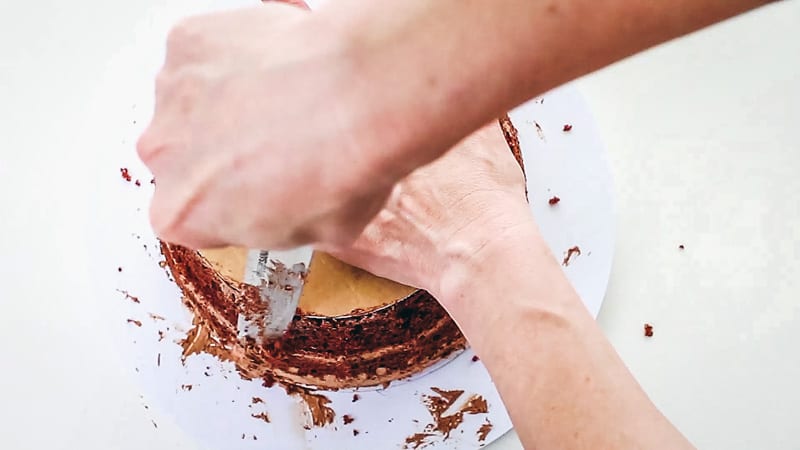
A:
435;213;590;344
318;0;495;180
431;200;542;303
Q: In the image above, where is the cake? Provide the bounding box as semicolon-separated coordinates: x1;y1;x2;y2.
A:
161;116;525;390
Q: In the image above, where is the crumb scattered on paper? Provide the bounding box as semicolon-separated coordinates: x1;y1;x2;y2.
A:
562;246;581;266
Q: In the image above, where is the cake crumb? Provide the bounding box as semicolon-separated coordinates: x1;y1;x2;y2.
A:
477;419;493;442
644;323;654;337
127;319;142;327
563;124;573;132
181;384;193;391
117;267;123;272
534;121;546;141
251;412;271;423
117;290;140;304
471;355;480;362
294;389;336;428
548;196;561;206
252;397;264;404
120;167;132;182
134;179;141;187
562;246;581;266
405;433;434;449
151;420;158;429
678;244;685;250
352;393;360;403
343;414;354;425
353;429;360;436
157;353;161;367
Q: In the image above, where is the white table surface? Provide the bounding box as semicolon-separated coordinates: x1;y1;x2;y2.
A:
1;1;798;449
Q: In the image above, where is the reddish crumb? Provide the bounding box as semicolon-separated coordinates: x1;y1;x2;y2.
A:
471;355;480;362
120;167;132;182
678;244;685;250
548;196;561;206
251;412;271;423
127;319;142;327
352;394;360;403
252;397;264;404
353;430;360;437
181;384;193;391
563;124;573;132
644;323;654;337
117;290;140;304
134;179;141;187
562;246;582;266
343;415;355;425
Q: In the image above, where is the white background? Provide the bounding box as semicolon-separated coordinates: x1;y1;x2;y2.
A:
1;1;798;449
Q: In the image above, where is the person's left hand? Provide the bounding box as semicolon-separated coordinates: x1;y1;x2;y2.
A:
322;121;532;300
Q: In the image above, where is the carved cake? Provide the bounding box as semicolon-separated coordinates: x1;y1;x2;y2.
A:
161;116;524;390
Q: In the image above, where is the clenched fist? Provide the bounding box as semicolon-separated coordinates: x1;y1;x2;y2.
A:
137;2;429;250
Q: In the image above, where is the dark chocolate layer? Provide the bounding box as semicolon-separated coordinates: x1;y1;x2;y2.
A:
161;116;523;389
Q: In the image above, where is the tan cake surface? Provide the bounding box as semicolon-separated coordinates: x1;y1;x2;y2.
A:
199;249;417;317
163;116;524;390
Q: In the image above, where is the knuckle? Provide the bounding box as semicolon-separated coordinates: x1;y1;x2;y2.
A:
166;18;194;49
165;17;205;65
136;131;157;162
155;71;171;94
148;195;175;239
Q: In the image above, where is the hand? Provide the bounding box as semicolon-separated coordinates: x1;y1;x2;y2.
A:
137;2;408;249
324;121;532;300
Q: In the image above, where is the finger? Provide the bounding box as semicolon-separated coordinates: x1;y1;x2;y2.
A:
163;16;213;69
149;184;228;250
263;0;310;10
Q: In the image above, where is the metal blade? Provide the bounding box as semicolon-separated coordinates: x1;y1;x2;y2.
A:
238;246;313;342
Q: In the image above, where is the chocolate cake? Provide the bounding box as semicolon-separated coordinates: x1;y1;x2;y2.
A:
161;116;525;390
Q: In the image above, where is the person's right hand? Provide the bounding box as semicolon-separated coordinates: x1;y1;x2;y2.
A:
323;121;535;301
136;2;434;251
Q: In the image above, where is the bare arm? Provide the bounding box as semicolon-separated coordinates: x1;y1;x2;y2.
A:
439;224;693;449
329;124;694;449
321;0;774;175
139;0;774;250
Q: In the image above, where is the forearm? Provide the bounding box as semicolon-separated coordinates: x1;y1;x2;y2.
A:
440;224;694;449
321;0;772;176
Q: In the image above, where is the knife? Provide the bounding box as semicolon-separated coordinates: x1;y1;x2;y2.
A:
238;246;313;342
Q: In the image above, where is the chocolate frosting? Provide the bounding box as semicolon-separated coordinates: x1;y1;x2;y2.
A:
162;116;524;390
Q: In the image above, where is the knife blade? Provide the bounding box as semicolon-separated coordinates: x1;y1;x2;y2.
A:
238;246;313;342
